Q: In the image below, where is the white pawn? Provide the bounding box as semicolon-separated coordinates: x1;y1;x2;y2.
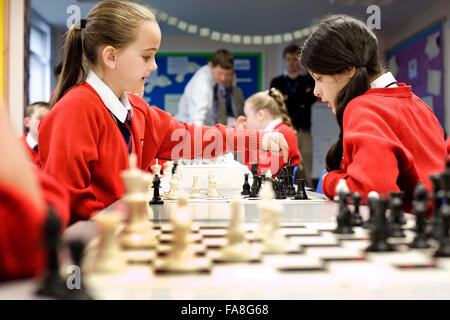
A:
334;178;350;201
257;181;276;238
190;176;202;198
163;161;174;179
207;172;220;198
167;174;181;200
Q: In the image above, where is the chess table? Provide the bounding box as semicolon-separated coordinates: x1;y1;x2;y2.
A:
1;190;450;300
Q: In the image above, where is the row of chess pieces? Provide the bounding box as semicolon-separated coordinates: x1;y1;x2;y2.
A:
241;161;309;200
332;162;450;256
142;157;226;204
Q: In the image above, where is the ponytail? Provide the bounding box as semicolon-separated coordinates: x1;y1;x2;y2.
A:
269;88;297;134
50;23;86;108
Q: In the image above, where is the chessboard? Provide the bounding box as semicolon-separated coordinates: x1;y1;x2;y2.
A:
59;204;450;300
2;159;450;300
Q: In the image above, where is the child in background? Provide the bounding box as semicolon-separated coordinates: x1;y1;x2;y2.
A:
235;88;301;176
299;15;446;210
40;0;288;224
0;108;69;280
20;102;49;167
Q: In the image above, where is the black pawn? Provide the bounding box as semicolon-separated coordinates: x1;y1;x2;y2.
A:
409;201;430;249
285;160;296;197
434;204;450;257
425;174;444;239
388;197;405;238
66;240;93;300
294;178;309;200
389;191;406;225
363;195;378;230
36;207;69;299
333;191;354;234
149;174;164;205
241;173;251;196
350;192;363;226
366;196;394;252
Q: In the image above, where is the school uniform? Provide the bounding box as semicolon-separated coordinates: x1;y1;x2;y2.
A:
39;71;262;224
242;118;301;177
0;169;70;280
322;72;446;211
446;137;450;156
20;133;40;167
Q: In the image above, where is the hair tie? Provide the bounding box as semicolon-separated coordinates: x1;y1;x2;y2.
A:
80;18;87;29
268;87;276;98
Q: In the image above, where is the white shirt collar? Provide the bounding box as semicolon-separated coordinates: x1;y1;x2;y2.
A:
86;70;132;123
370;72;398;89
264;117;283;132
26;132;38;149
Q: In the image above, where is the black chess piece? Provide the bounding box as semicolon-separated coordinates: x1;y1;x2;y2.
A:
172;161;178;175
333;191;354;234
36;207;70;299
409;200;430;249
366;196;394;252
149;174;164;205
274;179;286;199
285;160;296;197
425;174;444;240
350;192;363;226
362;194;378;230
249;171;259;198
294;178;309;200
434;204;450;257
388;197;405;238
65;240;93;300
241;173;251;196
389;191;406;225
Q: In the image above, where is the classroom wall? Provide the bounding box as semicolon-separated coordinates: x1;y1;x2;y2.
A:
159;33;295;91
8;0;25;135
382;0;450;135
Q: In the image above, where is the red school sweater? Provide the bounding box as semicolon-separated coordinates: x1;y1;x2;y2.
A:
322;84;446;211
19;133;40;167
39;82;262;223
0;169;70;280
243;122;301;176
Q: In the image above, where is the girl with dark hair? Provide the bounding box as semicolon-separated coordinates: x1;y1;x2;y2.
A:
300;14;446;209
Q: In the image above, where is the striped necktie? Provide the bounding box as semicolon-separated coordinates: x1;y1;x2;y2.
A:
116;111;133;154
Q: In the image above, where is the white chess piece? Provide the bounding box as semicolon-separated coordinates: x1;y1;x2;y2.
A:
257;181;275;238
119;154;158;249
167;175;181;200
265;170;272;179
87;215;126;274
190;176;202;198
163;161;174;178
151;159;162;176
215;199;261;262
334;179;350;201
207;172;220;198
